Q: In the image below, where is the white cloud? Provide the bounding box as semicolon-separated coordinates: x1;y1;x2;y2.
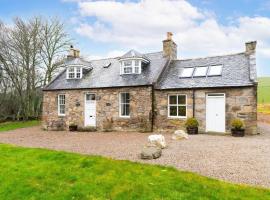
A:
72;0;270;62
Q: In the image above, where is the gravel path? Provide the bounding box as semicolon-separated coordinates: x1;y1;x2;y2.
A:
0;123;270;188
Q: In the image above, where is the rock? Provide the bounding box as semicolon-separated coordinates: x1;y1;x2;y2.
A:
140;146;162;159
148;134;167;149
172;130;189;140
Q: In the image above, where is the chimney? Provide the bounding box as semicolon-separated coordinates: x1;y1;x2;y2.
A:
163;32;177;59
245;41;257;55
68;45;80;58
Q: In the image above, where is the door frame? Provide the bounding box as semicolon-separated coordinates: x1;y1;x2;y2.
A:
84;93;96;127
205;93;226;133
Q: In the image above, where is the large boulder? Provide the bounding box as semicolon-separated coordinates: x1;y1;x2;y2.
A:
148;134;167;149
172;130;189;140
140;146;162;159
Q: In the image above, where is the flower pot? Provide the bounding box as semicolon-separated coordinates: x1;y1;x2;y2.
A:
69;125;78;132
186;127;198;135
231;129;245;137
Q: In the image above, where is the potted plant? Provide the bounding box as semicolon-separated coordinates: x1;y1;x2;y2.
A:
231;118;245;137
185;118;199;134
69;123;78;132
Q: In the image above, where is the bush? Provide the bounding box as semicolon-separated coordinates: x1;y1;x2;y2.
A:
231;118;244;130
185;118;199;128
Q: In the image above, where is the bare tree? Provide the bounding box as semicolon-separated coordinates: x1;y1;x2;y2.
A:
40;17;71;86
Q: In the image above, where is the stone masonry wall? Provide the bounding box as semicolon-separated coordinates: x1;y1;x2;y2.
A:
42;86;153;132
154;86;257;135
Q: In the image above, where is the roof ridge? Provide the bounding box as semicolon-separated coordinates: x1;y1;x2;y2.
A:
174;52;246;62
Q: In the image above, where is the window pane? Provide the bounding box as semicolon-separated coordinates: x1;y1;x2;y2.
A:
126;104;130;116
69;67;74;72
135;60;139;66
178;95;186;104
125;93;130;103
180;68;194;77
194;66;208;77
208;65;222;76
76;72;81;78
69;73;75;79
178;106;186;116
169;95;177;104
124;67;132;74
135;66;139;73
169;106;177;116
121;103;126;116
124;61;132;66
86;94;95;101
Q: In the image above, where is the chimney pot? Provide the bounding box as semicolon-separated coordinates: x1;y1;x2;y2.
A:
167;32;173;40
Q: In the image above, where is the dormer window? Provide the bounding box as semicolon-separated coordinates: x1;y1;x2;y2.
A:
119;50;150;75
121;60;142;74
67;66;82;79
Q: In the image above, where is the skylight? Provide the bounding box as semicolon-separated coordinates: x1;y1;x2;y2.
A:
180;68;194;77
193;66;208;77
208;65;223;76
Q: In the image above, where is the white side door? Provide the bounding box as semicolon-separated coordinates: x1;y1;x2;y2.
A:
84;94;96;127
206;94;225;133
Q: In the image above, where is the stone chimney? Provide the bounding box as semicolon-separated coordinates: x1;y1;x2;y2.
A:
68;45;80;58
245;41;257;55
245;41;257;82
163;32;177;59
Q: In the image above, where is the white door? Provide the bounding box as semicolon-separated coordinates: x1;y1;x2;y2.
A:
85;94;96;127
206;94;225;132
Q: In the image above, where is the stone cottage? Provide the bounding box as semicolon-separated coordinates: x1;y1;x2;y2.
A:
42;32;258;134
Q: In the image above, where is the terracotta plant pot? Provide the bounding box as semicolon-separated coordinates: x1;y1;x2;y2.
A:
186;127;198;135
69;125;78;132
231;129;245;137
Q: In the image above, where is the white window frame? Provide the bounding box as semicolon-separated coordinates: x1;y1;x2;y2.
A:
120;59;142;75
66;66;82;79
58;94;66;116
168;94;187;118
119;92;130;118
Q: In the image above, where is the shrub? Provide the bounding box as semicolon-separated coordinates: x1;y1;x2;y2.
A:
185;118;199;128
231;118;244;130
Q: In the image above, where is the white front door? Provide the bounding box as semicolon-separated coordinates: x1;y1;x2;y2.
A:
206;93;225;133
84;94;96;127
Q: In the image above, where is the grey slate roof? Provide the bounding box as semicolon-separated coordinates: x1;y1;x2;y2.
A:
157;52;256;89
44;51;167;90
120;49;150;61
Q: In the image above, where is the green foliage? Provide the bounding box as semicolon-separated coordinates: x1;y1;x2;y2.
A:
0;120;40;132
185;118;199;128
0;144;269;200
231;119;244;130
258;77;270;103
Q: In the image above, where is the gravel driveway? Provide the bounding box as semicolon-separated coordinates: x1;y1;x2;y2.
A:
0;123;270;188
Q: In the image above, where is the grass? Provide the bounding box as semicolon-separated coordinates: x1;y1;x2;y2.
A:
258;104;270;114
0;120;40;132
0;144;269;200
258;77;270;104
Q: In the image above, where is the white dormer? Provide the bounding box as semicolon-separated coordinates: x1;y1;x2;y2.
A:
119;50;150;75
66;66;82;79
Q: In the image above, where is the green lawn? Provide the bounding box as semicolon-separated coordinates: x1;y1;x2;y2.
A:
0;120;40;132
258;77;270;104
0;145;269;200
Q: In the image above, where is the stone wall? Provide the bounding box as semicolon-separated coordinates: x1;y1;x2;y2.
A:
154;86;257;135
42;86;153;132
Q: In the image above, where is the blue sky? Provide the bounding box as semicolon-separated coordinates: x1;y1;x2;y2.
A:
0;0;269;76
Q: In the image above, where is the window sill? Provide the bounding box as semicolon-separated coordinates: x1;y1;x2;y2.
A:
58;114;66;117
119;116;130;119
167;116;187;119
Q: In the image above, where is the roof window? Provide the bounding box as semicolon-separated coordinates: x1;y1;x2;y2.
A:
208;65;223;76
193;66;208;77
180;68;194;78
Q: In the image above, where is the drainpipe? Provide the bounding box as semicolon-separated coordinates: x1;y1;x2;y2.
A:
192;89;196;118
151;85;154;132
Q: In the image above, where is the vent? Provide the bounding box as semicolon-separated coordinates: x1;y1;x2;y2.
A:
103;63;111;68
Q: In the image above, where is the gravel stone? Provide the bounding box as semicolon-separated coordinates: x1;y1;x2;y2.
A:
0;123;269;188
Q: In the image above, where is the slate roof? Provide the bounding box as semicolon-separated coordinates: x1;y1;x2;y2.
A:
44;51;167;90
44;50;256;91
156;52;256;89
120;49;150;61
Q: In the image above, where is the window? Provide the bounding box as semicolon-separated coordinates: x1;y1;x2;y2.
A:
208;65;222;76
168;94;187;118
86;94;96;101
58;94;65;116
193;66;208;77
180;68;194;78
67;66;82;79
119;93;130;117
121;60;142;74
